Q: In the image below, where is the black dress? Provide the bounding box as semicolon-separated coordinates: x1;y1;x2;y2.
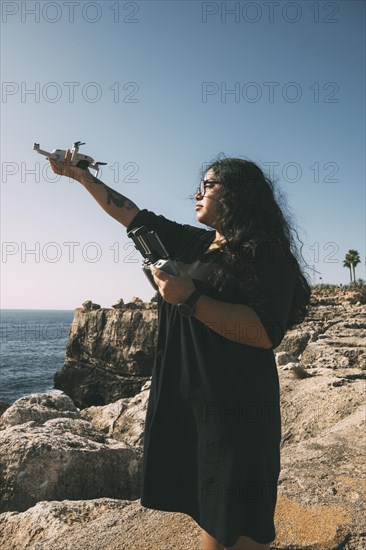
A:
126;209;296;547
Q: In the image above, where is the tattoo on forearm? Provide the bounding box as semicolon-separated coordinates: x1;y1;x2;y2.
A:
90;175;103;185
105;187;137;209
90;175;137;210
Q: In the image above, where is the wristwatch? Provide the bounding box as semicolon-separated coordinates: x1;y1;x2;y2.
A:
177;289;202;318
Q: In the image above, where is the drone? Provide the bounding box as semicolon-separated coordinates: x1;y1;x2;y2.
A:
33;141;107;177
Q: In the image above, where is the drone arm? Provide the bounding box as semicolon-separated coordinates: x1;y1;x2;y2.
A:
33;144;58;159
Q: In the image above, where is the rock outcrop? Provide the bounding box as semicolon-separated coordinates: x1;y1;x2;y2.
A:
0;392;142;513
54;303;158;408
80;380;151;448
0;392;80;428
81;300;101;311
55;288;365;410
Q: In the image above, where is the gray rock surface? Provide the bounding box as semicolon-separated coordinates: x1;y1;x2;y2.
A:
279;369;365;446
0;391;80;429
0;490;364;550
0;392;142;513
80;380;151;447
275;326;313;357
300;316;366;369
82;300;101;310
0;498;202;550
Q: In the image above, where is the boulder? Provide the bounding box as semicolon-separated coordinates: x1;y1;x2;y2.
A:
275;351;299;366
0;391;80;429
80;380;151;447
131;297;144;303
0;411;142;512
274;327;313;357
82;300;101;310
278;361;298;371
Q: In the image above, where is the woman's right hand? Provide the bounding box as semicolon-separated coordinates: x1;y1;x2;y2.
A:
48;148;89;182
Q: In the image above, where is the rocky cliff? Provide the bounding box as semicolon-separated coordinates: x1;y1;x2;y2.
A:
54;298;158;408
0;286;365;549
54;287;366;409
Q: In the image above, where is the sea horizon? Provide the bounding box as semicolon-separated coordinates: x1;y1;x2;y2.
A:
1;308;76;311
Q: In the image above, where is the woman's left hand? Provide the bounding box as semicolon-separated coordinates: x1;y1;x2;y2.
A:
150;265;196;305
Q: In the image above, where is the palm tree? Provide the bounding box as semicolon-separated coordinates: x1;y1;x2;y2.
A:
344;250;361;283
343;257;353;282
349;250;361;281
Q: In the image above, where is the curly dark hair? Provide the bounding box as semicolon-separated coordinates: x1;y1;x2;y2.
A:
195;156;312;329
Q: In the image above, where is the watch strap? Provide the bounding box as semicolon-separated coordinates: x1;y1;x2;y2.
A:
177;288;202;317
184;288;202;308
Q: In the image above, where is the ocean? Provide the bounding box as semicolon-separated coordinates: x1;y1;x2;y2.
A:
0;309;75;404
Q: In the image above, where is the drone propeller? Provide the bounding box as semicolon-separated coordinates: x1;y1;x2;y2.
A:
96;162;107;165
73;141;86;147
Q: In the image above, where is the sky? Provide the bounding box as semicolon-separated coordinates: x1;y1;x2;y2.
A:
1;0;365;310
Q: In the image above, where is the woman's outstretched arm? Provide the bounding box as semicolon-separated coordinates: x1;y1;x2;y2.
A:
78;170;140;227
48;149;140;227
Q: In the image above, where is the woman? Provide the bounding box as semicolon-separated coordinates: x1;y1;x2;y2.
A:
49;152;311;550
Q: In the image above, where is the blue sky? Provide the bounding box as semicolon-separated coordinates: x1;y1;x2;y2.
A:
1;0;365;309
